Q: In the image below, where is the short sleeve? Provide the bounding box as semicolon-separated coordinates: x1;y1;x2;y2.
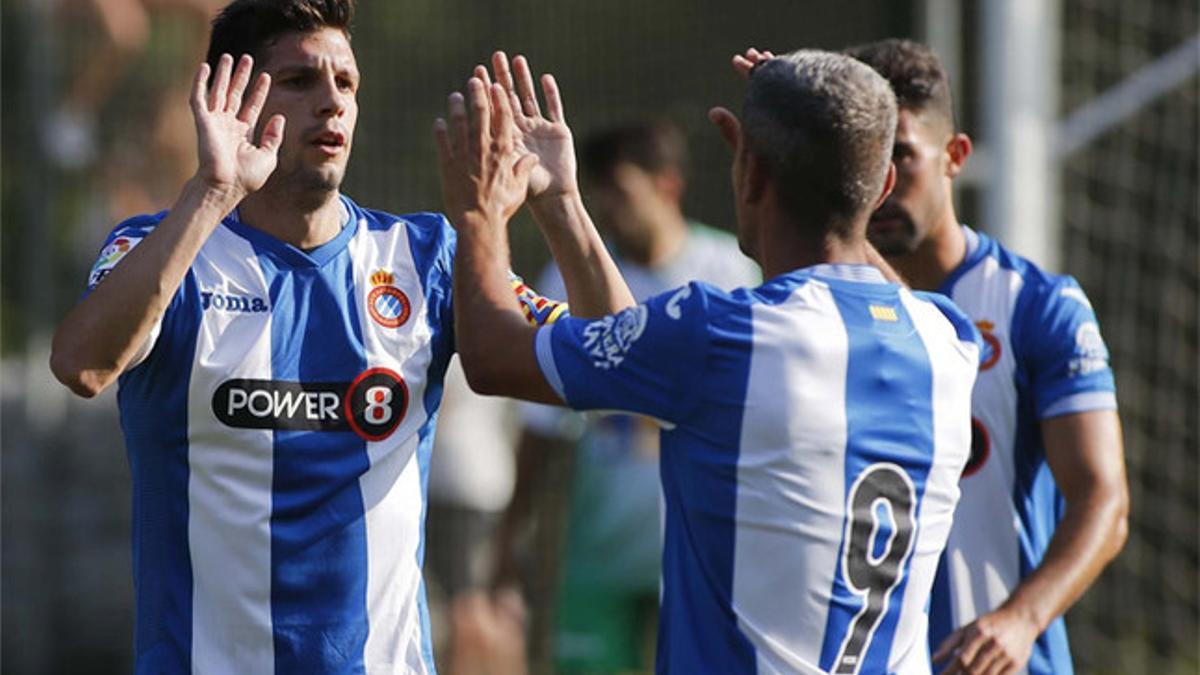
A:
83;214;167;367
84;214;163;294
1013;276;1117;419
534;281;712;424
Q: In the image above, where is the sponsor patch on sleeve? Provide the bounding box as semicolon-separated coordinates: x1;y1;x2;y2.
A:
581;305;649;370
87;234;144;289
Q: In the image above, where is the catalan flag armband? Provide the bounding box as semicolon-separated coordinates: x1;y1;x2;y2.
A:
509;272;570;326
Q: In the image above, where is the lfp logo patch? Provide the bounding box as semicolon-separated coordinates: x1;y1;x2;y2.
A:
88;234;143;289
367;269;411;328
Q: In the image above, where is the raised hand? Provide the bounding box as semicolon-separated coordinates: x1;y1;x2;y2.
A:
434;76;539;229
477;52;577;205
732;47;775;79
190;54;285;199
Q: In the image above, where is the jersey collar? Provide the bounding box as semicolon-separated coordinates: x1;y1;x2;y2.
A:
224;194;358;268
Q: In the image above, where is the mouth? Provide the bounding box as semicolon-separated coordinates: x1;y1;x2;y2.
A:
310;130;347;156
868;208;909;234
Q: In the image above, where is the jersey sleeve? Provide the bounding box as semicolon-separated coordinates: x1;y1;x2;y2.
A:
534;281;712;424
83;213;168;367
1013;276;1117;419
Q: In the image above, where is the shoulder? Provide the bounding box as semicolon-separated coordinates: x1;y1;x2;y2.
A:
910;290;981;345
86;211;168;288
355;205;454;242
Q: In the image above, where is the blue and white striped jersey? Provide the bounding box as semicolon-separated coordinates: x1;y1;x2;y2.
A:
534;264;981;674
928;227;1118;675
87;196;460;674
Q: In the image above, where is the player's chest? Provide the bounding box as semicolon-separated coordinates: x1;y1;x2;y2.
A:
182;251;440;442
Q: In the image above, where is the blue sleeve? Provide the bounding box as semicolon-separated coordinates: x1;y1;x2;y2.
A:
535;281;712;423
83;212;166;295
1013;276;1117;419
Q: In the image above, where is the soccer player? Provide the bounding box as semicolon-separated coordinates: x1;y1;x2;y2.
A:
495;121;760;672
437;49;981;674
841;39;1130;675
47;2;627;672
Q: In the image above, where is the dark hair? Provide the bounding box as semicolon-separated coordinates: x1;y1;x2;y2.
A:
843;38;956;131
206;0;354;72
580;121;687;184
742;50;897;235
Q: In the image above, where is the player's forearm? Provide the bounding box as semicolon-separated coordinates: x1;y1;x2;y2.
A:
528;192;635;317
998;483;1129;632
453;215;559;403
50;178;241;396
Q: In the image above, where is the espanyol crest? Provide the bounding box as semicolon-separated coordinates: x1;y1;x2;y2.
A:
366;269;411;329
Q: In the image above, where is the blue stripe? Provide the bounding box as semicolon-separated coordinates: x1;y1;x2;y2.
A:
118;271;203;672
255;245;372;674
819;285;936;673
656;287;757;674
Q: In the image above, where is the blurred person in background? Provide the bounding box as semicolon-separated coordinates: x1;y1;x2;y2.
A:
46;1;627;672
492;121;759;673
424;357;527;675
837;40;1129;675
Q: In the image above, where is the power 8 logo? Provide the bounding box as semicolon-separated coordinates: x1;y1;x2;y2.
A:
345;368;408;441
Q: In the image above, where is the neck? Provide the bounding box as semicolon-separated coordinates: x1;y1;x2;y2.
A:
755;214;872;280
238;186;345;250
889;209;966;291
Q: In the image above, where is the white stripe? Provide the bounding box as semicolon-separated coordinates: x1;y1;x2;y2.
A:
895;291;978;671
349;218;433;674
1041;390;1117;419
535;325;566;400
943;258;1025;629
732;280;849;673
188;225;275;674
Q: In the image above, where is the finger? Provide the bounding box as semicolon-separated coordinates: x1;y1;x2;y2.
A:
763;50;775;58
513;152;539;185
238;72;271;126
541;73;565;123
955;634;988;672
448;91;468;159
491;82;514;153
512;55;543;119
257;113;286;154
732;54;755;78
225;54;253;114
492;50;524;120
933;629;967;663
708;107;741;151
968;642;1005;675
466;77;490;157
208;53;233;112
433;118;453;172
191;62;211;117
474;64;492;89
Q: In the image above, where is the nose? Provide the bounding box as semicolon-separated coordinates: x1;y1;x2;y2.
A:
314;73;347;118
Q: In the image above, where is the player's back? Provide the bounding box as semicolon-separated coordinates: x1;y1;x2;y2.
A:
534;263;980;673
656;265;979;674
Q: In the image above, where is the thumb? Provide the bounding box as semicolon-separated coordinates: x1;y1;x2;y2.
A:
258;114;286;154
708;107;740;152
513;152;539;184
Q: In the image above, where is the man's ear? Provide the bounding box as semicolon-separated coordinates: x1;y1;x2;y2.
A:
945;132;972;178
872;162;897;211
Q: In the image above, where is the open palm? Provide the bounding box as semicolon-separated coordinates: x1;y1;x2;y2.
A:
191;54;285;197
480;53;578;203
